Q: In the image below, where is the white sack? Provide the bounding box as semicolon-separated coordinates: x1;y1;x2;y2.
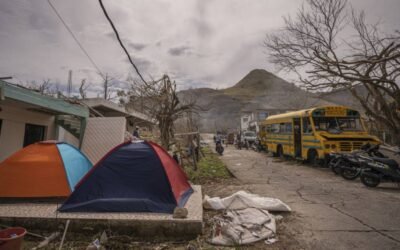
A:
204;190;291;212
209;208;276;246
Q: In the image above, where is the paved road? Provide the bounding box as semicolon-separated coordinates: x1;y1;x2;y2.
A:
218;143;400;249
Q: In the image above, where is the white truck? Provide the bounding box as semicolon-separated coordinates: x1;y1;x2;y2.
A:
241;130;257;144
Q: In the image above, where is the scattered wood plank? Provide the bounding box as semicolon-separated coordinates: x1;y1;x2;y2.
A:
32;232;60;249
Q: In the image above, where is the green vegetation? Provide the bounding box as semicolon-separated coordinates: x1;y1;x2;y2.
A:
185;146;232;184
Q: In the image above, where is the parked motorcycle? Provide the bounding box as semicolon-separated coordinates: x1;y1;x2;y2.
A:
235;141;242;150
251;139;265;152
216;141;224;156
329;143;386;180
242;139;249;150
329;153;344;175
360;146;400;187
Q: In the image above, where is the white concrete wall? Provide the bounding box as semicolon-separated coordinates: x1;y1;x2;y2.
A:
0;104;56;162
81;117;126;164
57;126;80;148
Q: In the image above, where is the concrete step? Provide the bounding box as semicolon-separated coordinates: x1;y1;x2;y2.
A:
0;185;202;240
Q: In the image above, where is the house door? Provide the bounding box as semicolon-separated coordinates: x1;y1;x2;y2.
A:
23;123;45;147
293;118;302;157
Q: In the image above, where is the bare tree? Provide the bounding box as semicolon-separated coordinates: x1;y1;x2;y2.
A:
38;79;52;95
264;0;400;144
22;79;55;96
79;79;90;99
124;75;198;149
101;73;118;100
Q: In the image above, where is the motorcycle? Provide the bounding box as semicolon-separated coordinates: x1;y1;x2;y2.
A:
237;139;249;150
216;141;224;156
235;141;242;150
251;139;265;152
329;143;385;180
360;147;400;187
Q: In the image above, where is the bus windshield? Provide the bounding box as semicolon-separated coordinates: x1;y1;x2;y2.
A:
312;117;364;132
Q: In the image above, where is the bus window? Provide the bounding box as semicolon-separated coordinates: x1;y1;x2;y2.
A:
313;117;363;132
285;123;292;133
337;118;363;131
302;117;313;134
280;123;285;133
271;124;280;133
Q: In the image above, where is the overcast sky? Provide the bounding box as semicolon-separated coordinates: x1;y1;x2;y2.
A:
0;0;399;97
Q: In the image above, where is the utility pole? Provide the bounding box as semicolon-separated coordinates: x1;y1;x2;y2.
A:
67;70;72;97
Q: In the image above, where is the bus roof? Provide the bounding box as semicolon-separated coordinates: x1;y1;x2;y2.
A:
262;106;351;123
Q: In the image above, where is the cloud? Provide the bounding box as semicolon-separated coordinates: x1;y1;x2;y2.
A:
168;45;192;56
126;56;152;70
127;42;147;51
0;0;399;97
190;18;213;37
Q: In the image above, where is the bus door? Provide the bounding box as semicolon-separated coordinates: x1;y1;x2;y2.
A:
293;118;302;157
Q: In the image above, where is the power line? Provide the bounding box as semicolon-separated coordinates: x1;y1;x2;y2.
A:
47;0;105;80
98;0;148;85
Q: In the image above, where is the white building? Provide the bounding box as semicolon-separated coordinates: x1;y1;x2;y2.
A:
0;81;155;163
240;103;294;132
0;80;88;161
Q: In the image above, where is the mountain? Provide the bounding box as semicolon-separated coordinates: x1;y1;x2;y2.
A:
179;69;357;132
319;85;366;112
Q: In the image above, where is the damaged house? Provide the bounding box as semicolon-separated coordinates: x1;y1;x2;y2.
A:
0;80;154;163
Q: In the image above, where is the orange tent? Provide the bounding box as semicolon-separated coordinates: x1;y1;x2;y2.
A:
0;141;92;198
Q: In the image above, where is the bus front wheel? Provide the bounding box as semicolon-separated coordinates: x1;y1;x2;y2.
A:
307;149;319;166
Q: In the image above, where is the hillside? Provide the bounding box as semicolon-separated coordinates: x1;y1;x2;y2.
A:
179;69;359;132
319;85;366;112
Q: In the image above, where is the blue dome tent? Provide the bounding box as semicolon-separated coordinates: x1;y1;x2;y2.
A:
59;141;193;213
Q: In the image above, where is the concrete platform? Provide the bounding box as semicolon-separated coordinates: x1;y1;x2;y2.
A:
0;185;203;240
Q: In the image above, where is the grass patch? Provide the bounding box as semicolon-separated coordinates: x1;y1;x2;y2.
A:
184;146;232;184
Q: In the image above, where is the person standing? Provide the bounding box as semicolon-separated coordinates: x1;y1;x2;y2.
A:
133;126;140;138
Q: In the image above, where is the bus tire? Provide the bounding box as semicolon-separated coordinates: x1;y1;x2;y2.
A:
272;145;278;157
307;149;319;167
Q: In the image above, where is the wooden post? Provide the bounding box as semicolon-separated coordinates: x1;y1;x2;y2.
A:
191;140;197;171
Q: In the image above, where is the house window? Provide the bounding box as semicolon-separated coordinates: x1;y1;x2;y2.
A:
23;123;46;147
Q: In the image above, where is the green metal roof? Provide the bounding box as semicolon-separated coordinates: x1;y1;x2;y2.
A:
0;80;89;118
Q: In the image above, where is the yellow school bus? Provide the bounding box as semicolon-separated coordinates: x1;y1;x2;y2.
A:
259;106;380;164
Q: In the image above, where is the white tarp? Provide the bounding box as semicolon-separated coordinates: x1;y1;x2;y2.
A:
204;191;291;246
203;190;291;212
